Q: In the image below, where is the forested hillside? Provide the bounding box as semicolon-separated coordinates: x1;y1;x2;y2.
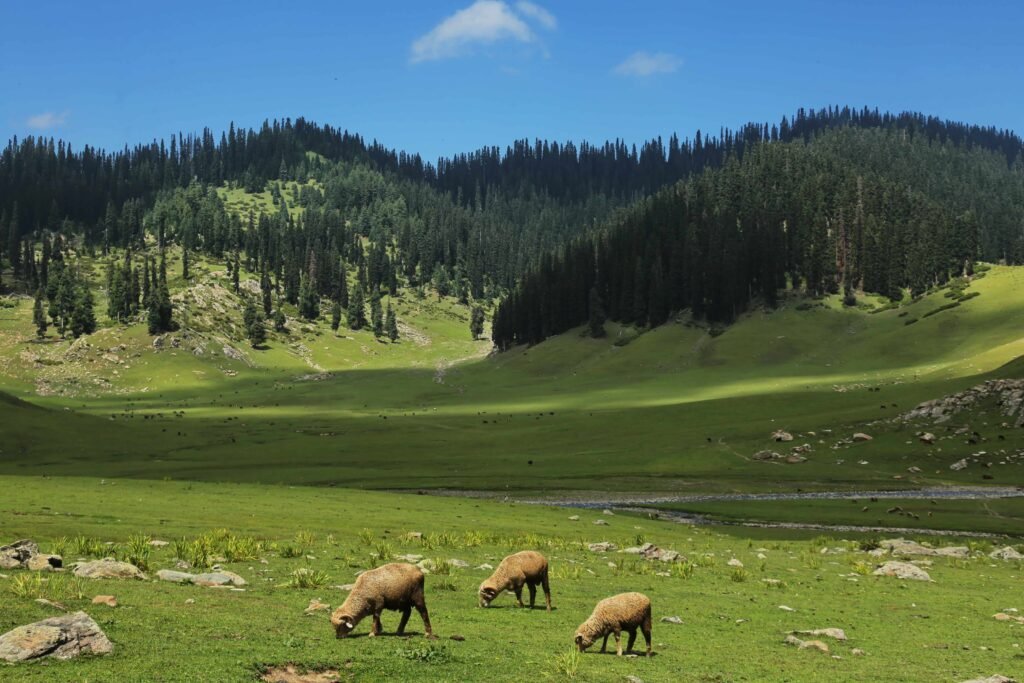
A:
492;126;1024;348
1;106;1022;347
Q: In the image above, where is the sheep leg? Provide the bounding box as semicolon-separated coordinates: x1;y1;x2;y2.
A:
396;606;412;635
626;628;637;653
600;633;609;653
642;624;652;656
541;568;552;611
414;599;434;638
369;611;383;637
527;582;537;608
513;586;525;608
613;629;623;656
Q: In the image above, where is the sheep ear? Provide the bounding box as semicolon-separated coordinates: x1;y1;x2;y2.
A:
574;635;583;644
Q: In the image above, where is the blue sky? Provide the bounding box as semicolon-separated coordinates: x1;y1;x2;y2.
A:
2;1;1021;161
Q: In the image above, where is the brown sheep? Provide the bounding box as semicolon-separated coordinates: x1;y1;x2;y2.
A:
330;563;433;639
478;550;551;610
574;592;652;656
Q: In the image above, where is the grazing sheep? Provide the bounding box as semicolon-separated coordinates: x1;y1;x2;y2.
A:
330;563;433;639
574;592;652;656
478;550;551;611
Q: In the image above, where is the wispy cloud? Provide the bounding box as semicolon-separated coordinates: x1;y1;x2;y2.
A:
612;51;683;78
515;1;556;30
410;0;555;64
26;111;70;130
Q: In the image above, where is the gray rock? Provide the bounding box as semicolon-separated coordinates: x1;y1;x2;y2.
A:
772;430;794;442
791;628;847;641
588;542;617;553
157;569;194;583
989;546;1023;561
448;559;469;569
0;540;39;569
26;554;62;571
73;559;146;580
872;561;932;581
960;677;1016;683
660;616;683;624
593;519;609;526
0;611;112;662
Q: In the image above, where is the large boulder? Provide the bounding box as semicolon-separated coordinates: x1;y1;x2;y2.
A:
157;569;246;586
73;559;147;580
872;561;932;581
989;546;1023;561
878;538;969;558
26;554;63;571
0;540;40;569
0;611;112;662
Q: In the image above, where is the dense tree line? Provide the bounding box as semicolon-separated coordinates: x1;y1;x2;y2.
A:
492;127;1024;349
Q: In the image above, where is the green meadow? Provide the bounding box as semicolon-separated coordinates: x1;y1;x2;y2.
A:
2;476;1023;682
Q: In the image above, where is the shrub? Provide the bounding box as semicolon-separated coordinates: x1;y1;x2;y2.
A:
281;567;330;589
125;534;152;571
397;642;452;664
551;648;582;679
9;573;45;599
730;567;749;582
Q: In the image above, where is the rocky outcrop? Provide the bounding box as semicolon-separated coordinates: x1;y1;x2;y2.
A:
156;569;246;586
989;546;1023;561
0;540;40;569
872;561;932;581
0;612;112;662
899;379;1024;426
73;559;147;580
622;542;684;562
873;538;969;558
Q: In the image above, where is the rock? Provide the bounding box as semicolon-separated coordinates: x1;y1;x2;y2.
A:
0;611;112;662
193;571;247;587
157;569;194;583
149;540;169;548
784;454;807;464
567;515;580;521
878;538;969;558
152;335;165;349
0;540;40;569
989;546;1024;561
778;605;796;612
304;599;330;615
26;554;63;571
872;561;932;581
852;433;873;442
919;432;936;444
792;628;847;641
336;584;355;591
624;676;645;683
448;559;469;569
907;466;923;473
602;509;615;516
784;634;829;653
727;558;744;568
396;554;423;563
73;559;147;580
851;648;866;656
660;616;683;624
593;519;609;526
960;677;1016;683
91;595;117;607
753;450;781;461
449;634;466;642
950;458;969;471
588;542;617;553
475;564;493;571
405;532;423;540
772;430;794;442
993;612;1024;624
762;578;783;587
34;598;67;611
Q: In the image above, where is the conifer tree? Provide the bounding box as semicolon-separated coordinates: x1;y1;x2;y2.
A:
33;289;47;339
69;279;97;338
587;286;606;338
470;305;485;340
330;300;341;332
347;283;366;330
243;299;266;347
385;303;399;342
371;290;384;337
260;268;273;316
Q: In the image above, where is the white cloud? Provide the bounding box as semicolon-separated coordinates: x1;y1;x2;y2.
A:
410;0;555;64
26;111;70;130
516;1;556;30
612;51;683;78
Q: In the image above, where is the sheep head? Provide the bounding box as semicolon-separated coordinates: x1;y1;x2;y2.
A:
331;612;357;638
478;582;498;607
574;632;594;652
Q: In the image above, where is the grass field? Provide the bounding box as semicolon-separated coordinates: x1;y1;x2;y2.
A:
650;497;1024;537
2;476;1024;682
0;261;1022;495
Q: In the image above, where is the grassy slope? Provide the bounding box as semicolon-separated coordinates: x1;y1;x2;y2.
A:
2;476;1023;682
0;264;1022;493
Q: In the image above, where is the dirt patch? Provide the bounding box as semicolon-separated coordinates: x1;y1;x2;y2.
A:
259;664;344;683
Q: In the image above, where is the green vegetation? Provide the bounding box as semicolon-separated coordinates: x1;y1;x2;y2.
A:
3;476;1024;682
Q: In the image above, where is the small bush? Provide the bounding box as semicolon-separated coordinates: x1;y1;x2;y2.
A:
281;567;330;589
9;573;45;599
358;529;375;546
921;302;960;318
551;648;582;679
279;545;303;559
435;578;458;592
730;567;749;583
73;535;105;558
50;537;70;556
904;318;918;326
294;530;316;548
124;534;152;571
398;642;452;664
